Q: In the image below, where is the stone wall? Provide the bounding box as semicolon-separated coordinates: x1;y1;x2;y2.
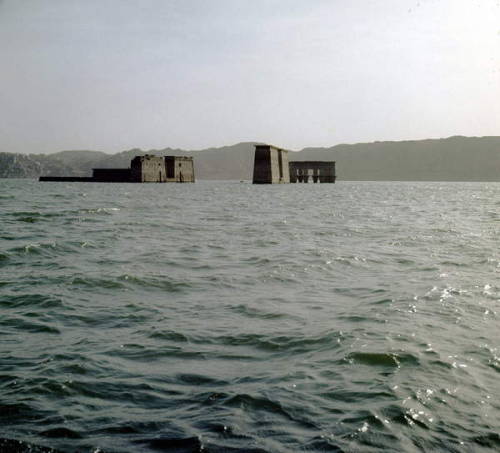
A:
92;168;131;182
130;155;166;182
175;157;195;183
165;156;195;182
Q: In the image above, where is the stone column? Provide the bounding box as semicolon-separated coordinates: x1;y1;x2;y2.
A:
313;168;319;183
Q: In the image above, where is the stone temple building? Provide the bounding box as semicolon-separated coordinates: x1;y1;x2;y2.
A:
129;155;194;183
40;155;195;183
252;144;335;184
252;145;290;184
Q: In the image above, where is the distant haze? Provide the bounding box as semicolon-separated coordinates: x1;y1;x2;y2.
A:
0;0;499;154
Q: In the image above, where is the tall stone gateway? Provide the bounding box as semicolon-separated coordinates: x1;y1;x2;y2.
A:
252;145;290;184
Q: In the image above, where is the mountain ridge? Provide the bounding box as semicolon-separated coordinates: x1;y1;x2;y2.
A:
1;136;499;181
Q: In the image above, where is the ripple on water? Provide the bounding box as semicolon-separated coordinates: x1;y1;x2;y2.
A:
345;352;420;368
0;316;61;335
0;294;63;309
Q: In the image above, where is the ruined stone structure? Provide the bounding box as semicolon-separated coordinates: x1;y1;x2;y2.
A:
130;155;194;183
252;145;290;184
252;145;336;184
40;155;195;183
289;161;336;183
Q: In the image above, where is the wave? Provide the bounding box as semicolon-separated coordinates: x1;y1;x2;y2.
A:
345;352;420;368
0;438;64;453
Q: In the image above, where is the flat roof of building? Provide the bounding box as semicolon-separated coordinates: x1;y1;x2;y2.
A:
254;144;289;152
289;161;336;164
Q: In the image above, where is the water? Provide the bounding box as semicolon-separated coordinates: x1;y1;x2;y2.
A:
0;179;499;453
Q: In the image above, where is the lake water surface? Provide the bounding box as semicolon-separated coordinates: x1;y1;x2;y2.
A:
0;180;499;452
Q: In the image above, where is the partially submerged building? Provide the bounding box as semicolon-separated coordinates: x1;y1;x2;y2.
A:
252;145;290;184
289;161;336;183
130;155;194;183
252;145;335;184
40;155;195;183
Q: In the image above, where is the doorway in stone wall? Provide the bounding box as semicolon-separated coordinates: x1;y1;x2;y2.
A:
278;150;283;181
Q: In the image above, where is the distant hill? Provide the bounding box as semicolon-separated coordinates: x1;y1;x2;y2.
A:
50;150;109;176
0;152;75;178
1;136;499;181
295;136;500;181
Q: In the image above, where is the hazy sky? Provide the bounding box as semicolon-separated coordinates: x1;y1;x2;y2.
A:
0;0;499;154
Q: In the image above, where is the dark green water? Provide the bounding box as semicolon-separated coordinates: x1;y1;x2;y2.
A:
0;180;499;453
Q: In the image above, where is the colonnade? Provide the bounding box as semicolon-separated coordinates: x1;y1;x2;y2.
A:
289;162;336;183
